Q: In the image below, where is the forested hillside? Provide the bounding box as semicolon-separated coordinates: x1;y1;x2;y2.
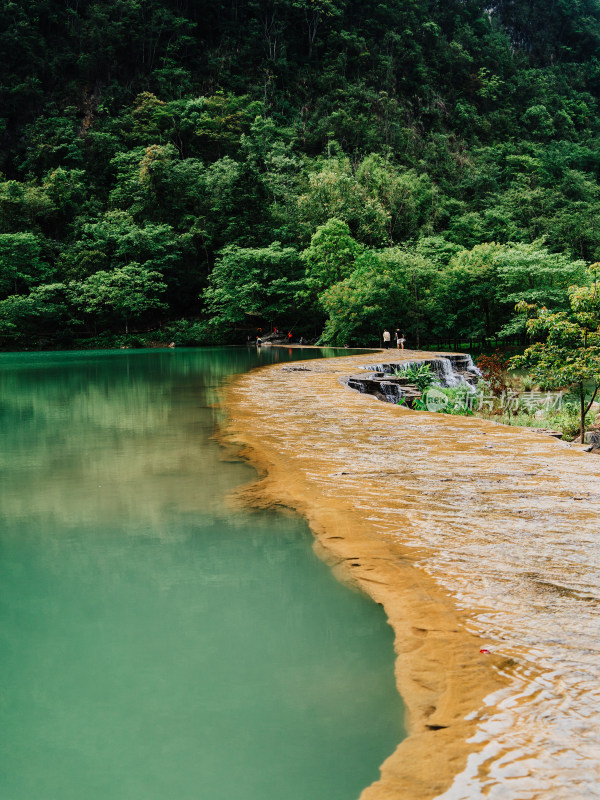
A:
2;0;600;348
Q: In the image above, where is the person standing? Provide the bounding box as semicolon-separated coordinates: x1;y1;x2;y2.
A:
395;329;405;350
382;329;391;349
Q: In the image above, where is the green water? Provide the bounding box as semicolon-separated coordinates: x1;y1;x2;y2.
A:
0;347;405;800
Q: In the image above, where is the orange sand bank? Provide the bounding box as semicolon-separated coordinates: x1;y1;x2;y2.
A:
224;350;600;800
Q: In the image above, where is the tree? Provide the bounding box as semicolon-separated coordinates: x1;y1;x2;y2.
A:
494;242;587;335
434;242;588;343
67;212;183;277
355;155;436;243
70;263;167;334
203;243;305;336
0;180;53;234
511;267;600;443
388;248;439;348
290;0;343;59
301;218;362;303
62;211;193;311
4;0;600;350
297;152;436;247
297;154;390;246
0;284;71;344
0;232;54;298
319;247;431;346
319;250;400;345
432;243;501;343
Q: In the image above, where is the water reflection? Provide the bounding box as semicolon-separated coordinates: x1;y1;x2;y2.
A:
0;346;403;800
0;349;293;525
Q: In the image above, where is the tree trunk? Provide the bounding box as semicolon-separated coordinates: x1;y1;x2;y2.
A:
580;382;585;444
583;384;599;443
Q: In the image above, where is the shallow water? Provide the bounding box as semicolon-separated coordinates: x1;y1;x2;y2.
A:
0;347;405;800
228;351;600;800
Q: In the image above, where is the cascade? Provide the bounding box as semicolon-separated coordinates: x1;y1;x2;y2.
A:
378;382;406;403
442;353;482;378
464;353;482;376
429;358;461;387
362;358;476;390
351;354;481;404
430;358;476;392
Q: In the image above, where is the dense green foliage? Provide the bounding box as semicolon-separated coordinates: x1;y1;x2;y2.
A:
395;362;436;391
3;0;600;347
511;266;600;442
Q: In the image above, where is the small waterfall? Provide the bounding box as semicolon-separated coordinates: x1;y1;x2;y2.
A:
433;357;477;393
362;363;409;374
378;382;405;403
464;354;482;376
361;357;478;391
431;358;460;388
442;353;482;379
354;354;480;403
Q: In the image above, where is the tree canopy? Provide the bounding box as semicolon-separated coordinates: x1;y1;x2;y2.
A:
511;269;600;442
2;0;600;347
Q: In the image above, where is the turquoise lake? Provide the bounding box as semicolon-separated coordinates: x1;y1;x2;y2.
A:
0;347;405;800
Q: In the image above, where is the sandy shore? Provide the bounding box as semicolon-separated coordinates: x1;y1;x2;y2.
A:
223;349;600;800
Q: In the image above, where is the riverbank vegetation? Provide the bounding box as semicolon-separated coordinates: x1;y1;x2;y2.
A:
3;1;600;350
511;267;600;441
409;356;600;443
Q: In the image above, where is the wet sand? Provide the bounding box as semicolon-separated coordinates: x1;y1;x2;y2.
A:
223;349;600;800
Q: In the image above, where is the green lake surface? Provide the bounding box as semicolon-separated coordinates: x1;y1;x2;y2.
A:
0;347;405;800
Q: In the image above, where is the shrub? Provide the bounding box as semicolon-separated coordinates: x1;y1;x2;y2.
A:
555;403;593;439
158;319;215;346
477;351;510;396
395;363;437;391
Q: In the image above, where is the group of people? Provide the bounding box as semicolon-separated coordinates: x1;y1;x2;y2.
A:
382;329;405;349
254;327;295;346
252;325;404;349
